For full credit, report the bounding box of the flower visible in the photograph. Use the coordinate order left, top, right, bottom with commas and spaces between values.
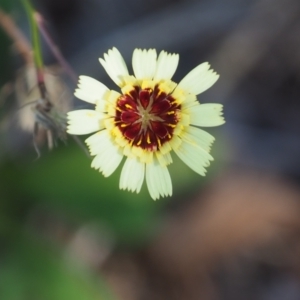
67, 48, 224, 200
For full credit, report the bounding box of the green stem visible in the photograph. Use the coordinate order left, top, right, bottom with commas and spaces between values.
22, 0, 45, 95
22, 0, 43, 69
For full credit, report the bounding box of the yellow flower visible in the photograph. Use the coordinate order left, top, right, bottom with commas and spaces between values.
67, 48, 225, 200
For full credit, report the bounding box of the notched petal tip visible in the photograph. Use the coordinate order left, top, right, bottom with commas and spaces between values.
99, 47, 129, 87
98, 57, 105, 65
188, 103, 225, 127
74, 88, 80, 96
154, 50, 180, 81
178, 62, 220, 95
132, 48, 158, 80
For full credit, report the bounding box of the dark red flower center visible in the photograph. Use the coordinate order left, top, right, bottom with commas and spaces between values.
115, 85, 181, 151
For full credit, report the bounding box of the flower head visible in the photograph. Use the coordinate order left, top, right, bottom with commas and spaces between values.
67, 48, 225, 200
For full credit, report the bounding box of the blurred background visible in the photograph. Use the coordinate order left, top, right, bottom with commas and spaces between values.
1, 0, 300, 299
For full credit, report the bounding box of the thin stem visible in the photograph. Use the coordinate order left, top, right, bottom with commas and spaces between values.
35, 13, 78, 83
22, 0, 43, 69
22, 0, 46, 97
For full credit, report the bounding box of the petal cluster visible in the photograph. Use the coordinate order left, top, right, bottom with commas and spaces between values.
67, 47, 224, 200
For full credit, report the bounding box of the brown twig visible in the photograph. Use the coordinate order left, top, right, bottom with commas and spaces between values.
0, 8, 33, 65
35, 12, 78, 83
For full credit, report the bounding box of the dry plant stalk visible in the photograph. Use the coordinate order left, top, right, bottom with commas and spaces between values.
0, 7, 72, 156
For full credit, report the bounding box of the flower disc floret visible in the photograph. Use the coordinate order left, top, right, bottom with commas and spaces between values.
115, 83, 181, 152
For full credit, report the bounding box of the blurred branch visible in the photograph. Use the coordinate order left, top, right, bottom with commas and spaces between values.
211, 0, 300, 100
0, 8, 33, 65
35, 12, 78, 83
